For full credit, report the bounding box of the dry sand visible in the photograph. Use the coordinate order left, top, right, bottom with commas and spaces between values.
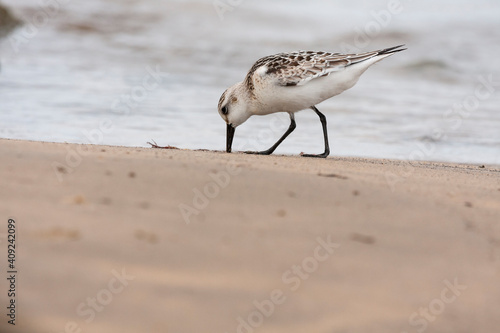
0, 138, 499, 333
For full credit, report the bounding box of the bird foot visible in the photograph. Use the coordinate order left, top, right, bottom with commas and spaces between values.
244, 150, 273, 155
300, 152, 329, 158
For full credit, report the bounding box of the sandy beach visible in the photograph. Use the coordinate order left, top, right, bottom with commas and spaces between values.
0, 138, 499, 332
2, 0, 500, 331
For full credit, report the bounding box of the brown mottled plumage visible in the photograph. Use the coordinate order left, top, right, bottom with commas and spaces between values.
243, 46, 404, 91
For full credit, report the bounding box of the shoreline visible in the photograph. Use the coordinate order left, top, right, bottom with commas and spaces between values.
1, 138, 500, 333
3, 137, 500, 168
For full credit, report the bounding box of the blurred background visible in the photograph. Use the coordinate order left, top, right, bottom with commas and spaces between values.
1, 0, 499, 164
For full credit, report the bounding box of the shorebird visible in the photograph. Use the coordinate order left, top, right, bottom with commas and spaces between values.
218, 45, 406, 158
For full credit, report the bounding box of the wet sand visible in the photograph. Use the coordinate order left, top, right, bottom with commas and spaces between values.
1, 138, 499, 333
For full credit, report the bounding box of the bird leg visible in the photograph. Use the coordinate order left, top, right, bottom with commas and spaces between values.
245, 113, 296, 155
301, 106, 330, 158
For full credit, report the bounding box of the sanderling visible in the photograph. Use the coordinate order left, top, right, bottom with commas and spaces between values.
218, 45, 406, 158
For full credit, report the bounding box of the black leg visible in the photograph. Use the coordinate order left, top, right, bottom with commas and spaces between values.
301, 106, 330, 158
245, 113, 296, 155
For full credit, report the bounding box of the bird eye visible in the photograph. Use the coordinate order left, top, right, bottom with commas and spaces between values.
221, 106, 228, 115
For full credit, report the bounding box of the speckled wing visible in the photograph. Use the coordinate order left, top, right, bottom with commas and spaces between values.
249, 50, 383, 88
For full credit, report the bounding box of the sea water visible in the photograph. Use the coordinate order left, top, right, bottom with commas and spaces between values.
1, 0, 499, 165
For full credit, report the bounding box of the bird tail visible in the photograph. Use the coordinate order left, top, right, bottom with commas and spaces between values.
377, 44, 407, 56
347, 44, 406, 66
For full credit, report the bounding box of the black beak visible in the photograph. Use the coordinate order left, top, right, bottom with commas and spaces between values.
226, 124, 235, 153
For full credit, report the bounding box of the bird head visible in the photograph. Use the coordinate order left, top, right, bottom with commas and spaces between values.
217, 82, 252, 153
